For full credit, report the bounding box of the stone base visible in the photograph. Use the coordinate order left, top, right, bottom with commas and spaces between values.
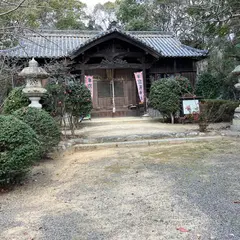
230, 119, 240, 131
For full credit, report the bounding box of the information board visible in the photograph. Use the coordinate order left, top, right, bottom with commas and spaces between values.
182, 100, 200, 114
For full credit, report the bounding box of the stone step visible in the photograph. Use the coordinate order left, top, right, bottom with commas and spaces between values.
58, 131, 221, 151
72, 136, 223, 151
80, 117, 162, 127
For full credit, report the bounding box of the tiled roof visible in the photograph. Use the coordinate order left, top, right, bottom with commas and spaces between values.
0, 29, 207, 58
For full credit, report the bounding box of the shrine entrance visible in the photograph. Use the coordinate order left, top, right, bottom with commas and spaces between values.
92, 69, 139, 117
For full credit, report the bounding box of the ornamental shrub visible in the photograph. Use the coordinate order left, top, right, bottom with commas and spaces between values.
0, 115, 40, 185
149, 77, 193, 123
196, 72, 223, 99
149, 78, 180, 123
41, 81, 92, 135
2, 87, 29, 114
41, 81, 93, 118
65, 82, 92, 117
41, 83, 64, 117
175, 76, 193, 95
13, 107, 61, 155
202, 99, 239, 122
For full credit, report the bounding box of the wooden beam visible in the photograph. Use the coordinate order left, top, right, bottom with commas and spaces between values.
86, 51, 145, 59
76, 63, 152, 70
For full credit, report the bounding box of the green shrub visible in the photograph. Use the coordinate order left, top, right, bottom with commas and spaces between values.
13, 107, 61, 155
149, 77, 193, 123
0, 115, 41, 185
202, 99, 239, 122
65, 82, 92, 117
2, 87, 29, 114
196, 73, 223, 99
41, 83, 64, 117
41, 81, 93, 118
175, 75, 193, 95
41, 81, 93, 135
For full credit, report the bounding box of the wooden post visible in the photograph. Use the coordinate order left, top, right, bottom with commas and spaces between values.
174, 59, 177, 76
143, 64, 147, 112
81, 54, 85, 84
111, 69, 116, 117
81, 66, 85, 84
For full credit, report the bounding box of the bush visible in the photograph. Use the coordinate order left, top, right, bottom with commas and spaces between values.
13, 107, 61, 155
0, 115, 40, 185
41, 83, 64, 118
41, 81, 93, 135
2, 87, 29, 114
175, 75, 193, 95
196, 73, 223, 99
202, 99, 239, 122
41, 81, 93, 119
65, 82, 92, 117
149, 77, 193, 123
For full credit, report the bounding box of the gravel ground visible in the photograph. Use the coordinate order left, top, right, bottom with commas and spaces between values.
0, 139, 239, 240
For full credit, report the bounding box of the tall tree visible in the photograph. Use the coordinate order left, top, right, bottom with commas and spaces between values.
91, 1, 117, 30
116, 0, 151, 30
115, 0, 240, 48
0, 0, 88, 105
0, 0, 88, 30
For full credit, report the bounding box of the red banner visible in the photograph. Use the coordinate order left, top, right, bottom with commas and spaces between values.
84, 76, 93, 99
134, 71, 145, 103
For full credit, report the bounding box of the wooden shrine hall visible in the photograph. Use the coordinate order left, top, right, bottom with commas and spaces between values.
1, 28, 207, 117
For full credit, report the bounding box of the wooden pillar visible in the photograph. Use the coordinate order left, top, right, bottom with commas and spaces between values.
81, 54, 86, 84
143, 64, 147, 112
174, 59, 177, 76
81, 66, 85, 84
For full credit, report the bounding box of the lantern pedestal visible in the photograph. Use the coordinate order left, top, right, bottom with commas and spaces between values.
230, 66, 240, 131
230, 106, 240, 131
23, 90, 47, 109
29, 97, 42, 108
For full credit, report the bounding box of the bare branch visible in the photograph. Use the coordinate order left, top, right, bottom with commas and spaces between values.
0, 0, 26, 17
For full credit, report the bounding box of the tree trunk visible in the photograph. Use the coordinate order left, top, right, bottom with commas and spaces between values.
170, 113, 174, 124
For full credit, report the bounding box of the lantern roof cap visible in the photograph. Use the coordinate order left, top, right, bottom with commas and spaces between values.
232, 65, 240, 75
19, 58, 48, 78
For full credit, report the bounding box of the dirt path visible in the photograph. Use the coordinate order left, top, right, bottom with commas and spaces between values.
0, 140, 239, 240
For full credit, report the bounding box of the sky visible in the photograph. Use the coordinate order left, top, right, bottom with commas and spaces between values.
81, 0, 115, 9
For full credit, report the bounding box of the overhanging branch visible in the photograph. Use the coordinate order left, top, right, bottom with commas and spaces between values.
0, 0, 26, 17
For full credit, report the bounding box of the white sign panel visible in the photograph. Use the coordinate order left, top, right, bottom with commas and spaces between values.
182, 100, 200, 114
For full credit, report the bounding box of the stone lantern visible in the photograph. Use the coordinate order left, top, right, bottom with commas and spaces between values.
231, 65, 240, 131
19, 58, 48, 109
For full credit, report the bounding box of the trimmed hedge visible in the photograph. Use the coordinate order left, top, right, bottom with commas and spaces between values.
0, 115, 41, 185
2, 87, 29, 114
13, 107, 61, 155
202, 99, 239, 122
